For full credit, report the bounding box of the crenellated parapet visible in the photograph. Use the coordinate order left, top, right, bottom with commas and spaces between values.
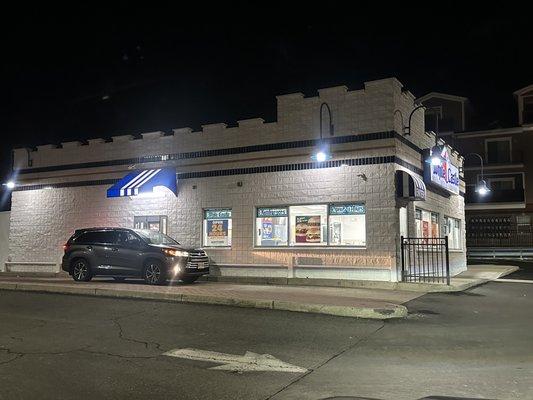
13, 77, 435, 171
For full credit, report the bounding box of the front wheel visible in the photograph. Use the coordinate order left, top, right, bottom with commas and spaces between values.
71, 259, 92, 282
143, 261, 167, 285
181, 276, 199, 284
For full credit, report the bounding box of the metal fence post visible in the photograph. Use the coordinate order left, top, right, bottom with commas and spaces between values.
400, 236, 405, 282
444, 236, 450, 285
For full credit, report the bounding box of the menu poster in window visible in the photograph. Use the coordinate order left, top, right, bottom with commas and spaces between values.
422, 221, 429, 239
261, 218, 273, 240
148, 222, 160, 231
431, 222, 439, 238
295, 216, 321, 243
206, 220, 229, 246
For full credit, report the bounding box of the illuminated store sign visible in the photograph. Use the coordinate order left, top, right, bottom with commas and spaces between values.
424, 147, 460, 195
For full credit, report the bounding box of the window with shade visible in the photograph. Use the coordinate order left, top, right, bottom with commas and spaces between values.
255, 207, 288, 247
444, 216, 461, 250
415, 209, 440, 241
203, 209, 232, 247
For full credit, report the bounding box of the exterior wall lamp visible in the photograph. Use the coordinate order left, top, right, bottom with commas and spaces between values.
403, 104, 426, 136
464, 152, 490, 196
3, 181, 15, 190
426, 145, 446, 166
312, 102, 334, 162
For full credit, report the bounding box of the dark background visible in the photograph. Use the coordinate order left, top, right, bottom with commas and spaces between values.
1, 5, 531, 210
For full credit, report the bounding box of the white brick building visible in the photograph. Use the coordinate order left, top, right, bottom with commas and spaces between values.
7, 77, 467, 282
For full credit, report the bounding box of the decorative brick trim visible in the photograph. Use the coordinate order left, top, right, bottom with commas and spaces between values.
15, 155, 413, 192
17, 130, 422, 175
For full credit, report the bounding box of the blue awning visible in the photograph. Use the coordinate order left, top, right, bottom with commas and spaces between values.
107, 168, 177, 198
396, 170, 426, 201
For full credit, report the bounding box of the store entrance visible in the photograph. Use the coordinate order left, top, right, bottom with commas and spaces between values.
133, 215, 168, 234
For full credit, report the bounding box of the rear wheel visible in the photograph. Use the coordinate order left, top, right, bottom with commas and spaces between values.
143, 261, 167, 285
181, 276, 199, 284
71, 259, 92, 282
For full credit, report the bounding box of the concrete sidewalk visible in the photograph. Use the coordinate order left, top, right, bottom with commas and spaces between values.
0, 264, 516, 320
203, 264, 519, 292
0, 277, 416, 320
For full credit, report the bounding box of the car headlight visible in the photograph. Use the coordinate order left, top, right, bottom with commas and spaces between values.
163, 248, 189, 258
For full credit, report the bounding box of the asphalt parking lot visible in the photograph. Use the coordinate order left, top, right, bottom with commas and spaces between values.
1, 279, 532, 400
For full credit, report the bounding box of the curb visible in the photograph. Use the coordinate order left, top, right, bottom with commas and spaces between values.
0, 282, 407, 320
201, 265, 520, 293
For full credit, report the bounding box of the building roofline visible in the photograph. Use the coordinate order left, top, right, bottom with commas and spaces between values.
453, 126, 533, 139
417, 92, 468, 103
513, 84, 533, 96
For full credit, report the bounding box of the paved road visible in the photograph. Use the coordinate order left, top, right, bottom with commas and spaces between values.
1, 281, 532, 400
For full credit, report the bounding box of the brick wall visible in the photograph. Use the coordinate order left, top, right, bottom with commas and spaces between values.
8, 77, 467, 281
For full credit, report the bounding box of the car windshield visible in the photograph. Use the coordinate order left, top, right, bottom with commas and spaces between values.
135, 230, 179, 246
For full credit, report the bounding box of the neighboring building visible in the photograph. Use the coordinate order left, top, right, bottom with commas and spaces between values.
7, 78, 466, 282
419, 85, 533, 249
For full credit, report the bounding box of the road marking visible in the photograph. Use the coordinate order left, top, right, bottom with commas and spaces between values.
495, 278, 533, 284
163, 348, 308, 373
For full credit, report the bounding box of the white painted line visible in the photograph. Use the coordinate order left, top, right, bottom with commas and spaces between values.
163, 348, 308, 373
495, 278, 533, 284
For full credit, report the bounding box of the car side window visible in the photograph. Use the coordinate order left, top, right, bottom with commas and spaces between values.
74, 232, 98, 244
74, 231, 116, 244
116, 231, 142, 248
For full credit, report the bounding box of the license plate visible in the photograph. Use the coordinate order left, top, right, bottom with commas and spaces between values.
197, 262, 205, 269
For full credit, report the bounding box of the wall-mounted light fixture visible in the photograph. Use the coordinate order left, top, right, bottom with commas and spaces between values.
464, 153, 490, 196
3, 181, 15, 190
312, 102, 334, 162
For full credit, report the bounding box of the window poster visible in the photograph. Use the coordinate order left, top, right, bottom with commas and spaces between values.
422, 221, 429, 239
261, 218, 273, 240
295, 215, 321, 243
206, 219, 229, 246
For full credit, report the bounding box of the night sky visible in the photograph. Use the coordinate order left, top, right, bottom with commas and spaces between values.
1, 6, 531, 210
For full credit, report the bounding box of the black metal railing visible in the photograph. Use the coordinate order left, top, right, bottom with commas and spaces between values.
400, 236, 450, 284
465, 188, 525, 204
467, 230, 533, 248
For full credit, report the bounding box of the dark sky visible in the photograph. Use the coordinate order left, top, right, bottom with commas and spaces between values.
1, 6, 531, 210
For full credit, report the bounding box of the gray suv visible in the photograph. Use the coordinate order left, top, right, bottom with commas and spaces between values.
62, 228, 209, 285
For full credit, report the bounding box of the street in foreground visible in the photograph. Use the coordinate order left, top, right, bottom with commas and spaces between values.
1, 281, 532, 400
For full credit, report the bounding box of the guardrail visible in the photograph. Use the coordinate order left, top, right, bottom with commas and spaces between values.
467, 247, 533, 260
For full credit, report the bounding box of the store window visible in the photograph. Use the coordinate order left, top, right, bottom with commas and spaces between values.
289, 204, 328, 246
255, 207, 288, 246
255, 203, 366, 247
444, 216, 461, 250
328, 204, 366, 246
203, 209, 232, 247
415, 209, 440, 240
134, 215, 168, 234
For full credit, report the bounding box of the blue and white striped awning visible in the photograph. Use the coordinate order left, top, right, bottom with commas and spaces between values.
395, 169, 426, 201
107, 168, 177, 198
